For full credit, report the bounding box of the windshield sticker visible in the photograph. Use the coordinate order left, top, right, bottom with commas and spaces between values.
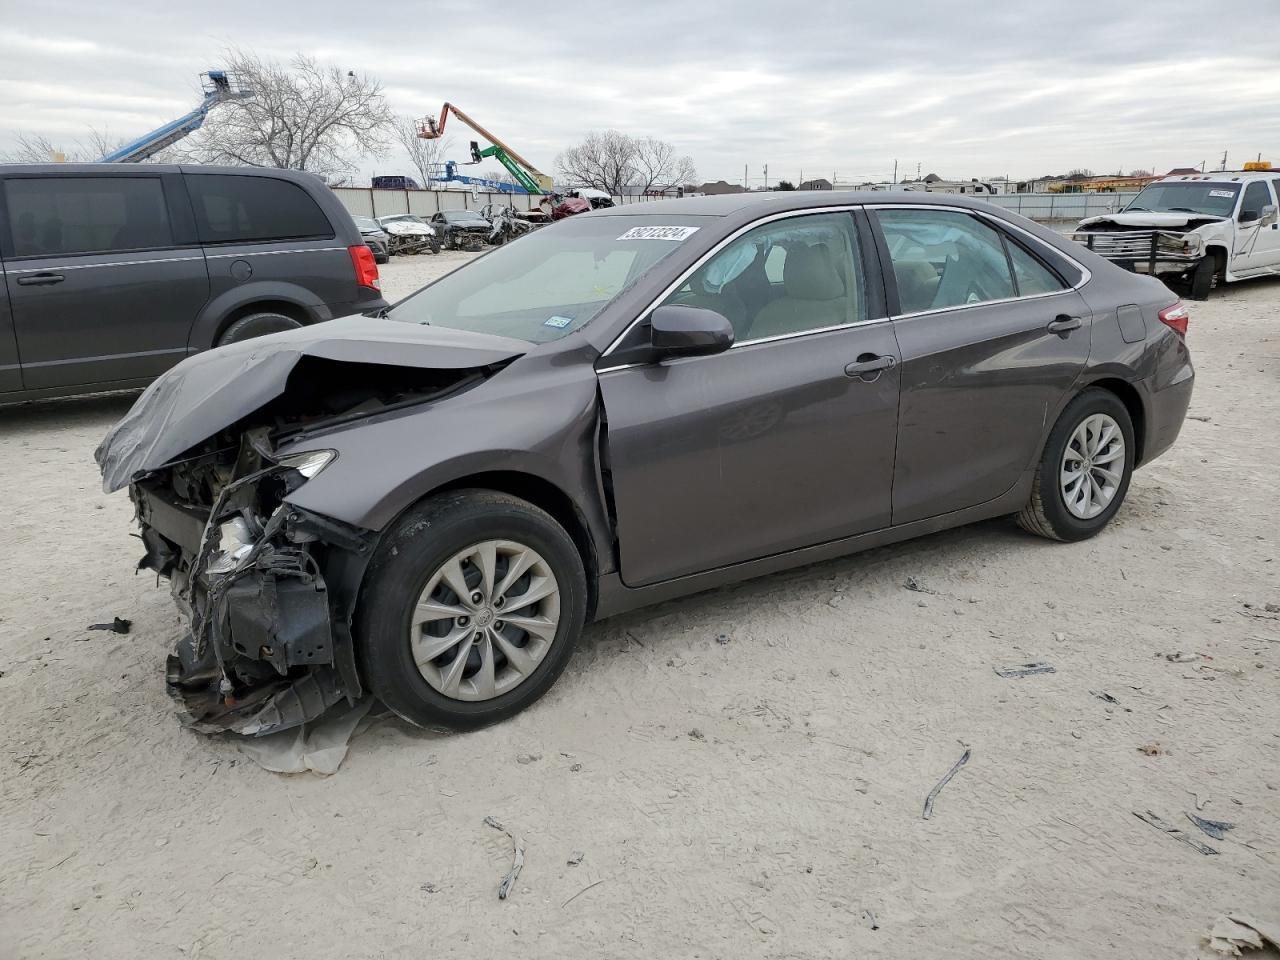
543, 315, 574, 329
1209, 189, 1235, 198
617, 225, 700, 242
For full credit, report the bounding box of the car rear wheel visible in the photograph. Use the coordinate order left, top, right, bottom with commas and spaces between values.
1016, 388, 1135, 542
356, 490, 587, 730
217, 311, 304, 346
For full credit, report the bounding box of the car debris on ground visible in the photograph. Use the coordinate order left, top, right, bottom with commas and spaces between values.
1133, 809, 1218, 855
1186, 812, 1235, 840
484, 816, 525, 900
1202, 913, 1280, 957
922, 746, 971, 820
994, 662, 1055, 678
86, 617, 131, 634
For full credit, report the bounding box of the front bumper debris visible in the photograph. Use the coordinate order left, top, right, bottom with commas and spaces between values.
1071, 229, 1202, 274
134, 474, 377, 738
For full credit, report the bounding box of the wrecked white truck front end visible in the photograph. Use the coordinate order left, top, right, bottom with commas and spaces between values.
96, 316, 527, 736
1071, 211, 1228, 279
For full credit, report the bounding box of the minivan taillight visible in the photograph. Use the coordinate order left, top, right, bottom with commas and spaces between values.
349, 244, 380, 290
1158, 300, 1189, 337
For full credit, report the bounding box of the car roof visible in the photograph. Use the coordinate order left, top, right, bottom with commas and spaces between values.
585, 190, 1004, 218
1154, 171, 1276, 185
0, 162, 327, 186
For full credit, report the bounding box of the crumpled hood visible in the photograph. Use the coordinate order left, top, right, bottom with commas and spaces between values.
95, 315, 528, 493
1078, 211, 1225, 230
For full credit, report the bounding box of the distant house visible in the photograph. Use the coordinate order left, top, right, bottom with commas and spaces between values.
797, 178, 833, 191
1166, 167, 1200, 176
922, 178, 998, 195
1049, 174, 1158, 194
699, 180, 747, 195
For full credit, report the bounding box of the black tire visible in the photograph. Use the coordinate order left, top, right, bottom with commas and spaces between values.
216, 311, 303, 346
355, 490, 588, 730
1016, 388, 1136, 542
429, 237, 442, 255
1188, 254, 1216, 301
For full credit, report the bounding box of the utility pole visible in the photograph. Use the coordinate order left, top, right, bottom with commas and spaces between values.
1200, 160, 1206, 172
916, 162, 921, 181
893, 159, 898, 184
764, 163, 768, 191
1219, 150, 1228, 171
744, 164, 748, 189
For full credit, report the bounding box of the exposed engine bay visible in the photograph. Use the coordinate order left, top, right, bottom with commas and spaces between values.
122, 356, 499, 736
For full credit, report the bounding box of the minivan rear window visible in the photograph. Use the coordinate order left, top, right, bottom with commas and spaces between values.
4, 176, 173, 258
186, 174, 334, 244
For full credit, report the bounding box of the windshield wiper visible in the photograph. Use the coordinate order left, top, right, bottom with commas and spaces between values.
1126, 206, 1147, 212
1167, 207, 1198, 213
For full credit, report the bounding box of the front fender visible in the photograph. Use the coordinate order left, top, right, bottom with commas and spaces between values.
188, 281, 330, 350
280, 355, 613, 568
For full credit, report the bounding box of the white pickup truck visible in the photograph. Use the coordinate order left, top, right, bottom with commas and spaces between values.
1072, 170, 1280, 299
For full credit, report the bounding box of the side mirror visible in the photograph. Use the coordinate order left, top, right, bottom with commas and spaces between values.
649, 305, 735, 357
1261, 203, 1279, 227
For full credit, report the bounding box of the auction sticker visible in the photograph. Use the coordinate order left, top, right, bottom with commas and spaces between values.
1209, 189, 1235, 198
617, 225, 700, 241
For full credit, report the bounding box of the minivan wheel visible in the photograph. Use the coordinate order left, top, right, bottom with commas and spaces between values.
217, 311, 304, 346
1016, 388, 1135, 542
356, 490, 587, 730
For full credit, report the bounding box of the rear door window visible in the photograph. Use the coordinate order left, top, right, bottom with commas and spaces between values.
876, 209, 1015, 313
185, 174, 333, 244
4, 176, 172, 258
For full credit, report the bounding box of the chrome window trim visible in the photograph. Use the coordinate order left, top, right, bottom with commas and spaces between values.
205, 245, 347, 259
865, 202, 1092, 321
596, 202, 1094, 371
597, 205, 874, 366
3, 255, 205, 274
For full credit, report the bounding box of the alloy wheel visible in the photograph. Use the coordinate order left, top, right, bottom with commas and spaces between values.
409, 539, 561, 701
1060, 413, 1125, 520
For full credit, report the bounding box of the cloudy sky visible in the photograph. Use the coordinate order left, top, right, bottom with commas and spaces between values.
1, 0, 1277, 185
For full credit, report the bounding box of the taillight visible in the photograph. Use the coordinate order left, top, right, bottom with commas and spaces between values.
348, 244, 380, 290
1158, 300, 1188, 337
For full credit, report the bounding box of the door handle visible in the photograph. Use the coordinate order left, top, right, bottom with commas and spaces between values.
844, 354, 897, 378
15, 272, 65, 286
1047, 314, 1082, 335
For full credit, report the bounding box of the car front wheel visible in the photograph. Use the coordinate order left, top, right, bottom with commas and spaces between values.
1017, 388, 1135, 542
356, 490, 587, 730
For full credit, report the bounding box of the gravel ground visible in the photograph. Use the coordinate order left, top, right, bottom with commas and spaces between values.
1, 254, 1278, 960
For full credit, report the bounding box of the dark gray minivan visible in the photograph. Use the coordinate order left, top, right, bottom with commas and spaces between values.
0, 164, 387, 401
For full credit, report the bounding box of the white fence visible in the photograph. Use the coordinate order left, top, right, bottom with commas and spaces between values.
332, 187, 1139, 225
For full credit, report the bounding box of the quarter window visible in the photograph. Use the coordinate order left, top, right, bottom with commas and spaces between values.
186, 174, 333, 244
876, 209, 1015, 313
1006, 240, 1066, 296
4, 177, 172, 258
661, 212, 866, 343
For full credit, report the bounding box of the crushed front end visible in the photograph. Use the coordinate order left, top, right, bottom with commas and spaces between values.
132, 429, 377, 736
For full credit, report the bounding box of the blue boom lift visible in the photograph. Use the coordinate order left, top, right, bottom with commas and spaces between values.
100, 70, 253, 163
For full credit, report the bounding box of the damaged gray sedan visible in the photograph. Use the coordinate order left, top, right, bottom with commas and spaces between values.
97, 192, 1194, 734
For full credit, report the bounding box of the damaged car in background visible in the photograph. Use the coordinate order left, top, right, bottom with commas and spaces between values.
1072, 168, 1280, 299
97, 192, 1194, 738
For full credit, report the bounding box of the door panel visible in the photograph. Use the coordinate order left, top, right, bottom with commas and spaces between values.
890, 289, 1091, 524
599, 323, 900, 587
0, 260, 22, 392
9, 251, 208, 389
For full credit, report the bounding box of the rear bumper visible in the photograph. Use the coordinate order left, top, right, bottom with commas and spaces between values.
1139, 354, 1194, 466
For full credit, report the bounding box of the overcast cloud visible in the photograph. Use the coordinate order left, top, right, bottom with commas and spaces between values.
1, 0, 1277, 184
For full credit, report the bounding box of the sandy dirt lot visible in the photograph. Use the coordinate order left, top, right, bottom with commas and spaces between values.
2, 252, 1278, 959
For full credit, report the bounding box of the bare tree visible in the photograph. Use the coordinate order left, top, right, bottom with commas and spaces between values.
175, 50, 395, 180
2, 128, 126, 163
1127, 168, 1152, 177
556, 130, 696, 198
392, 115, 451, 187
631, 136, 697, 196
555, 130, 639, 197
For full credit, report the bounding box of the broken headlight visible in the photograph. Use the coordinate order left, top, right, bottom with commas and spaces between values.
276, 449, 337, 479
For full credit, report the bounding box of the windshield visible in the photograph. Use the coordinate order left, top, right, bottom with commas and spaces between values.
382, 215, 423, 224
354, 216, 378, 229
1125, 182, 1239, 217
443, 210, 488, 223
389, 214, 712, 343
